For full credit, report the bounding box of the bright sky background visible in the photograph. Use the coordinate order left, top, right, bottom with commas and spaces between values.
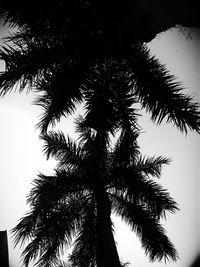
0, 25, 199, 267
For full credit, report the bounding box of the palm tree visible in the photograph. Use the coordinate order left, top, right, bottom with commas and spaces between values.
12, 61, 179, 267
0, 2, 199, 134
12, 127, 178, 267
12, 124, 178, 267
0, 4, 199, 266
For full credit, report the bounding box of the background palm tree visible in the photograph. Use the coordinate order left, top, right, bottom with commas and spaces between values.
12, 61, 179, 267
0, 3, 199, 134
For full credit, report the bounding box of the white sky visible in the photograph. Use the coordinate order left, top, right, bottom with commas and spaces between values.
0, 27, 199, 267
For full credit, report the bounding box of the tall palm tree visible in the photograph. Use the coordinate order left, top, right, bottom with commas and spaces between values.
12, 123, 178, 267
0, 2, 199, 134
0, 4, 199, 266
12, 126, 178, 267
12, 60, 179, 267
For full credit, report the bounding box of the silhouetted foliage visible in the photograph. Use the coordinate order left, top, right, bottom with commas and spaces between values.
0, 2, 199, 267
12, 62, 179, 267
0, 3, 200, 134
1, 1, 199, 44
55, 259, 130, 267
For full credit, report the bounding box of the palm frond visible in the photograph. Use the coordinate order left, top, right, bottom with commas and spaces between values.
21, 233, 44, 267
113, 127, 140, 167
0, 39, 55, 95
0, 3, 28, 27
129, 44, 200, 133
41, 131, 82, 167
33, 61, 86, 133
136, 155, 170, 179
75, 116, 111, 170
69, 204, 96, 267
26, 174, 60, 207
109, 84, 140, 166
13, 194, 85, 267
11, 210, 38, 248
109, 166, 178, 219
75, 115, 97, 144
111, 194, 178, 262
0, 1, 71, 28
26, 169, 90, 209
41, 131, 68, 160
35, 92, 76, 135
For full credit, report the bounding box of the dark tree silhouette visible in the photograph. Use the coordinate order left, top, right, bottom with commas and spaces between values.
0, 3, 199, 267
0, 1, 200, 134
12, 61, 179, 267
0, 40, 199, 134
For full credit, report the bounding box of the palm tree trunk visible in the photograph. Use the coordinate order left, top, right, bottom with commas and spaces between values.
95, 188, 121, 267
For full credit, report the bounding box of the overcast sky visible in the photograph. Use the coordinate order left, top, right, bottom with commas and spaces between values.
0, 27, 199, 267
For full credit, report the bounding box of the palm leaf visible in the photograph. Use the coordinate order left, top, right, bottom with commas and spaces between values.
13, 194, 85, 267
129, 44, 200, 133
109, 166, 178, 219
75, 115, 98, 144
11, 210, 38, 248
27, 170, 91, 208
0, 39, 57, 95
33, 61, 87, 133
41, 131, 83, 167
69, 204, 96, 267
111, 194, 178, 262
113, 127, 140, 167
136, 155, 170, 179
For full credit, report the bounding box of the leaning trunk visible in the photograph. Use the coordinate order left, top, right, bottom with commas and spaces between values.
95, 188, 121, 267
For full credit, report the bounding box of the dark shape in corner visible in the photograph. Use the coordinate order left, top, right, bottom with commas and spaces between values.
0, 230, 9, 267
189, 254, 200, 267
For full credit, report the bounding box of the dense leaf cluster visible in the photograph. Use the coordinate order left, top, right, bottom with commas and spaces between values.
0, 2, 199, 134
